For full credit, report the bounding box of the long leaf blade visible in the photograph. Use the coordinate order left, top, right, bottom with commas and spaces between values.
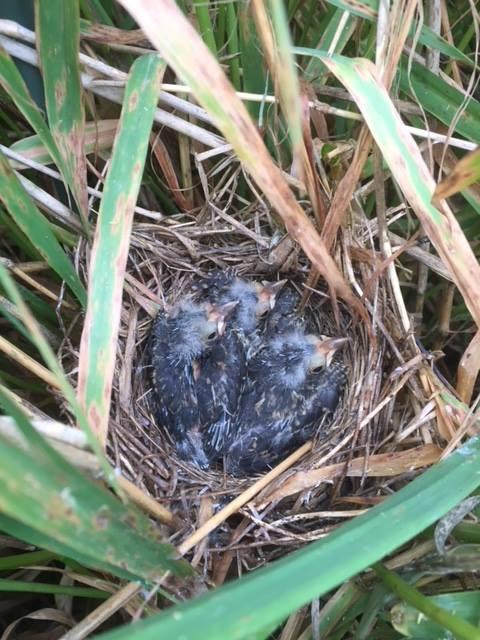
77, 54, 165, 446
0, 389, 190, 582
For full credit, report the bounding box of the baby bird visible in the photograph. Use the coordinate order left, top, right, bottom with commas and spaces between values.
194, 272, 285, 460
225, 331, 348, 476
263, 284, 303, 338
150, 299, 236, 469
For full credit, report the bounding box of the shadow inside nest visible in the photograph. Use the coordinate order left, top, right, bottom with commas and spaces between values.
98, 208, 426, 575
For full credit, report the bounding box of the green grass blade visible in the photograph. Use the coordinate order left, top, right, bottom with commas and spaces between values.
0, 579, 108, 599
0, 209, 43, 261
0, 46, 72, 185
304, 8, 357, 79
0, 514, 149, 582
238, 8, 267, 120
0, 389, 190, 582
97, 435, 480, 640
35, 0, 89, 230
77, 54, 165, 446
400, 60, 480, 144
0, 549, 56, 571
0, 264, 113, 481
192, 0, 217, 55
267, 0, 303, 154
0, 152, 86, 306
225, 1, 241, 90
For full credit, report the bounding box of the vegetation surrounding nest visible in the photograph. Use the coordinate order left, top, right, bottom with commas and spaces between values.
2, 1, 480, 639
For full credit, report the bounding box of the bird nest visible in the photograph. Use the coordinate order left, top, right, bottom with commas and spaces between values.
71, 184, 435, 578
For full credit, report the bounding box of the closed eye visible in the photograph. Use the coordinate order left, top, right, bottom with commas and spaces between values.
207, 331, 217, 341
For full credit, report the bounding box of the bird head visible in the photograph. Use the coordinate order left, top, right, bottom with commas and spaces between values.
204, 301, 238, 337
267, 332, 348, 389
168, 300, 238, 361
218, 278, 279, 334
306, 335, 349, 371
255, 279, 287, 316
263, 285, 302, 336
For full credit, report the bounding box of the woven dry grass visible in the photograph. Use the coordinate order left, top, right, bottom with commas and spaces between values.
62, 158, 444, 582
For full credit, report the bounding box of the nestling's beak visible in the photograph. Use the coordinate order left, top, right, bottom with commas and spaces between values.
315, 336, 349, 366
208, 300, 239, 336
260, 279, 288, 309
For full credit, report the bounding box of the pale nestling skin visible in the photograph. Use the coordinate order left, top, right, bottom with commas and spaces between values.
193, 272, 285, 461
150, 299, 235, 469
225, 331, 348, 476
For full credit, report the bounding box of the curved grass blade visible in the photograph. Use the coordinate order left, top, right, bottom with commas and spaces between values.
117, 0, 365, 322
0, 152, 86, 306
77, 54, 165, 447
0, 389, 190, 582
0, 45, 89, 228
304, 8, 357, 80
97, 435, 480, 640
294, 49, 480, 330
35, 0, 89, 230
263, 0, 328, 224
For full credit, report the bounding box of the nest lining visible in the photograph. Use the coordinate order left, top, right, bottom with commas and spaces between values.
70, 193, 432, 574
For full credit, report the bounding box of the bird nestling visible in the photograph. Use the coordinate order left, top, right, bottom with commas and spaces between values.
263, 284, 304, 338
150, 299, 237, 469
225, 331, 348, 476
193, 272, 286, 461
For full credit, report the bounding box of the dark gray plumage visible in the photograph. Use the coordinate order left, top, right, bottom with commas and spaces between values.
225, 332, 348, 476
263, 284, 303, 337
150, 300, 235, 469
194, 272, 285, 460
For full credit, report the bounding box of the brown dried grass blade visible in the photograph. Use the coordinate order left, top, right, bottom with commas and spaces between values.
433, 147, 480, 202
150, 133, 193, 211
264, 444, 443, 504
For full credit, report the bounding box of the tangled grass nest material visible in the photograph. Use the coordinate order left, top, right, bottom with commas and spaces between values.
70, 168, 438, 576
